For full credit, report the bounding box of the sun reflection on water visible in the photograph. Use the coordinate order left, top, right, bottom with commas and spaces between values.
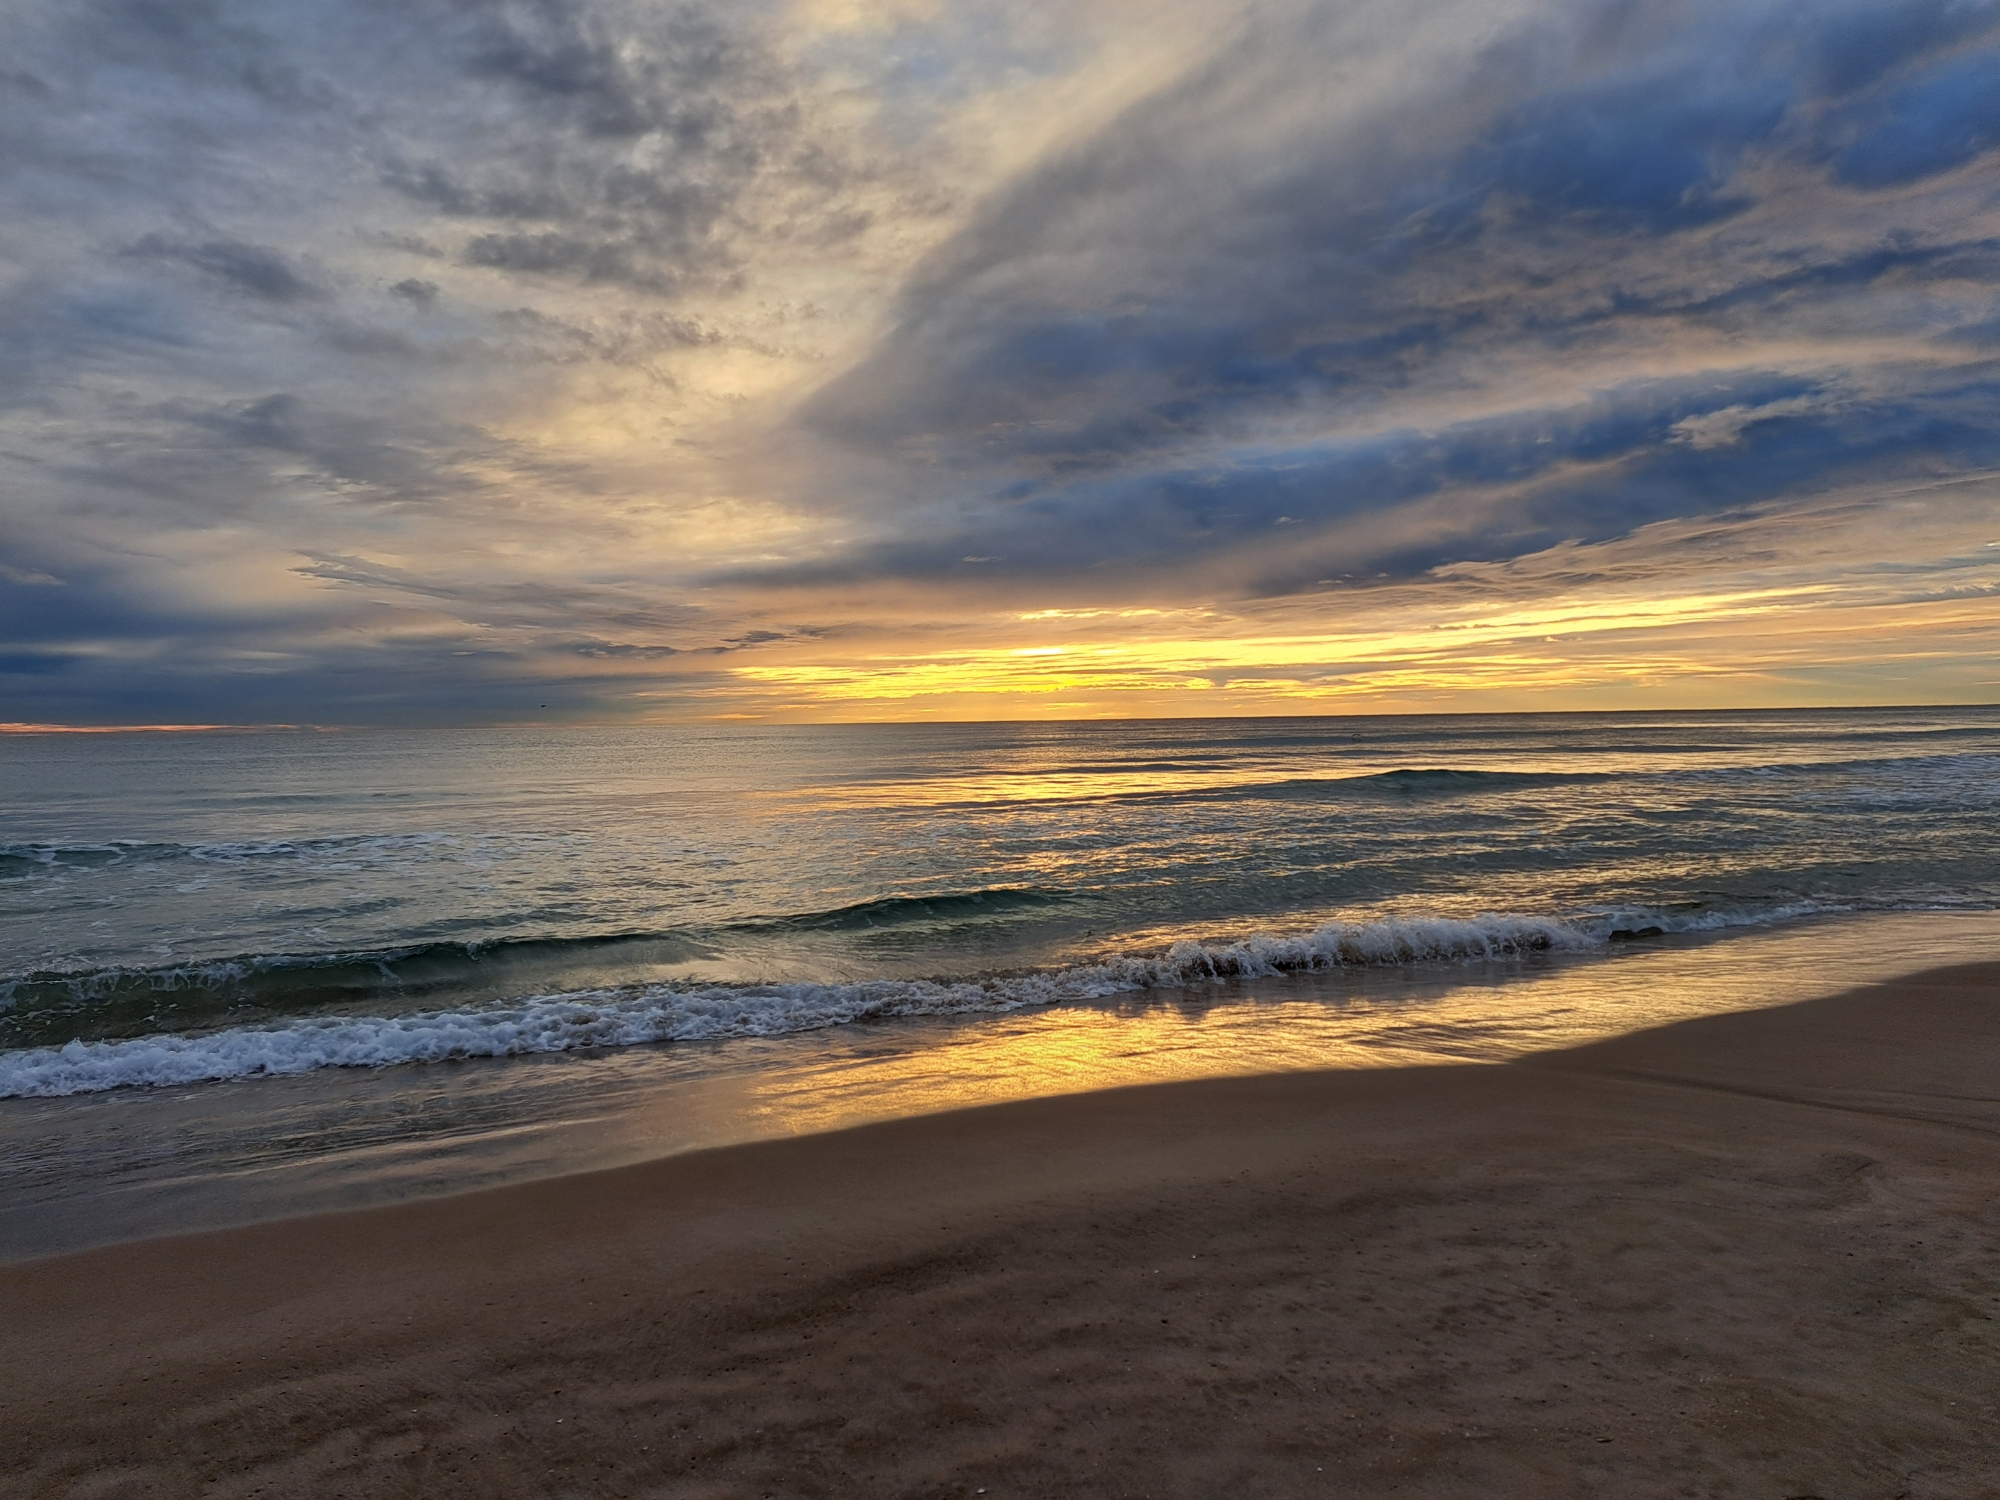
692, 910, 2000, 1142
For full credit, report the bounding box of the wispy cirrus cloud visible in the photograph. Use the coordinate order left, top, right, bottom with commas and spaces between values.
791, 0, 2000, 594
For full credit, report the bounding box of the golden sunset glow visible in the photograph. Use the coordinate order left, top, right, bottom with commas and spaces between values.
703, 500, 2000, 718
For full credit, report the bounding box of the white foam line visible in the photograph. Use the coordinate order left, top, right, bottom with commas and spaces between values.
0, 914, 1597, 1098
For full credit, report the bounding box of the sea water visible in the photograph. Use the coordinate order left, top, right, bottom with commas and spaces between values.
4, 709, 1999, 1254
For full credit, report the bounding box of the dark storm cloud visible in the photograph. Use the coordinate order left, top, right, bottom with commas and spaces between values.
795, 0, 2000, 592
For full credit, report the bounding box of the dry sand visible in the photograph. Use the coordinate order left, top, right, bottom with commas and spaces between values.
3, 962, 1998, 1499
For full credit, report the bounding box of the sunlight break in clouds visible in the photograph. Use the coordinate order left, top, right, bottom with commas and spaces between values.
2, 0, 1999, 723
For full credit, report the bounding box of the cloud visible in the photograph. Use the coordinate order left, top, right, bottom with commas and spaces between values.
755, 363, 2000, 603
0, 0, 968, 714
3, 0, 1999, 721
122, 234, 327, 302
1825, 39, 2000, 185
1668, 394, 1849, 451
774, 0, 2000, 603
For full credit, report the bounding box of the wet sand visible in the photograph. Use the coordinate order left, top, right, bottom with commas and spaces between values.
3, 962, 1997, 1499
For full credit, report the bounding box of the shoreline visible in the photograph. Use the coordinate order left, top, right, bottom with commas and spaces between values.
4, 958, 1998, 1496
8, 907, 2000, 1266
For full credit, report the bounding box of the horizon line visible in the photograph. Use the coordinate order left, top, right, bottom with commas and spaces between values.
5, 702, 1997, 734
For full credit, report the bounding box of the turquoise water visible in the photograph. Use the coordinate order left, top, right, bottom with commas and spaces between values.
3, 708, 1998, 1097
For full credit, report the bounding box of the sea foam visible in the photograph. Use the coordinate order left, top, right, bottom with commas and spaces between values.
0, 913, 1593, 1098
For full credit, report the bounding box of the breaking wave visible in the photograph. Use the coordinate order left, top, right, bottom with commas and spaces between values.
0, 912, 1596, 1098
0, 886, 1078, 1049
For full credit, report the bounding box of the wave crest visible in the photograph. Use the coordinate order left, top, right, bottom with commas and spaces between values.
0, 913, 1594, 1098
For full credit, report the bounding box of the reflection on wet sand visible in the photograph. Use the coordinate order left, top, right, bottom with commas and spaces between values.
5, 908, 1997, 1262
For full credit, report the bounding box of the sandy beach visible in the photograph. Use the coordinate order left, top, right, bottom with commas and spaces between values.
4, 962, 1997, 1499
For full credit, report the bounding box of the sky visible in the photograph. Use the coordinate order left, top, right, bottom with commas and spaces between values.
3, 0, 1999, 725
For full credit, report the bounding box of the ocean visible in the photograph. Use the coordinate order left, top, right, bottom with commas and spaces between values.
5, 707, 2000, 1256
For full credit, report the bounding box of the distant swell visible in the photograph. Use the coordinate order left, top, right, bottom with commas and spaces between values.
0, 934, 716, 1050
1350, 767, 1573, 792
744, 886, 1071, 931
0, 913, 1594, 1098
969, 767, 1607, 809
0, 832, 468, 873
